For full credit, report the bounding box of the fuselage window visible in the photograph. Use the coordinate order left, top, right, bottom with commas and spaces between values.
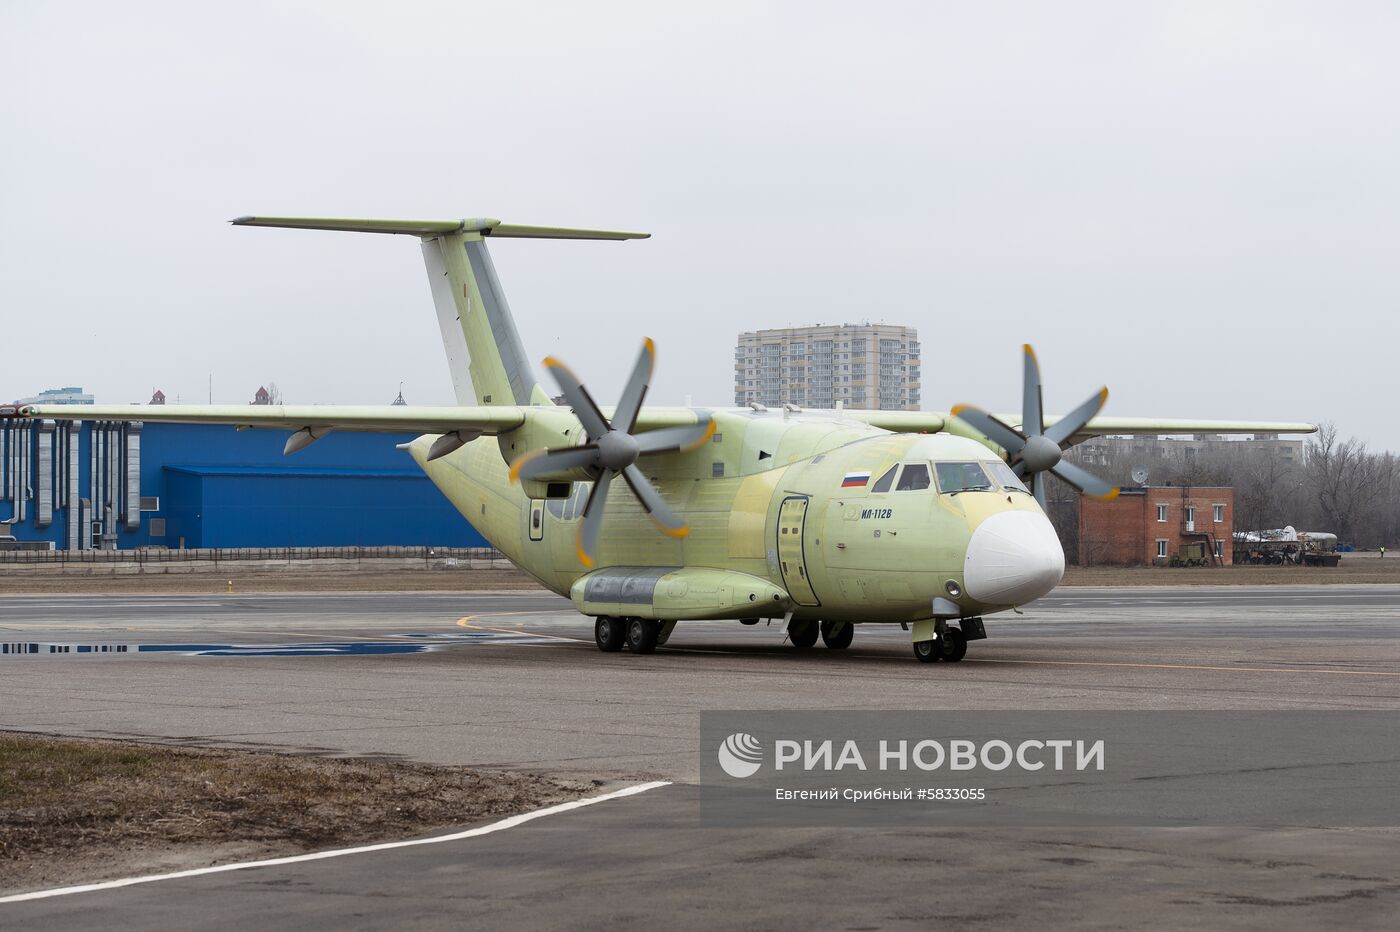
871, 465, 898, 493
934, 462, 993, 494
895, 463, 931, 491
985, 460, 1029, 493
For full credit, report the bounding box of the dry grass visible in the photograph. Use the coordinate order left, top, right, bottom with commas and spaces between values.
0, 733, 596, 893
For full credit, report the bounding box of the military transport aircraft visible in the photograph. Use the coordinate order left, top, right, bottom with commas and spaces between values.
6, 217, 1315, 663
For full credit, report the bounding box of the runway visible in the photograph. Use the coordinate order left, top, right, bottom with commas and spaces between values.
3, 585, 1399, 928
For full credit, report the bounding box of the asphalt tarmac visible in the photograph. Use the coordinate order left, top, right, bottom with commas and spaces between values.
3, 585, 1399, 929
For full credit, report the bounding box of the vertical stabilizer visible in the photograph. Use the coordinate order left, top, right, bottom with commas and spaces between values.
420, 233, 540, 406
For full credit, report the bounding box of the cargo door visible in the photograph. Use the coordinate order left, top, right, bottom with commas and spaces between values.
528, 500, 545, 542
777, 496, 820, 606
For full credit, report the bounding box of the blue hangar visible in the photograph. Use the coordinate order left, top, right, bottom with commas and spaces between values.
0, 418, 487, 550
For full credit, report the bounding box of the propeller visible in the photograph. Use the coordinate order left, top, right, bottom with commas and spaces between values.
951, 344, 1119, 509
509, 338, 715, 567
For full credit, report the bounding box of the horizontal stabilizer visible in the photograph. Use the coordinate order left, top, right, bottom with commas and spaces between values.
230, 216, 649, 240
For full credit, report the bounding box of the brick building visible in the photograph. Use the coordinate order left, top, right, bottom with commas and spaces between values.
1078, 486, 1234, 566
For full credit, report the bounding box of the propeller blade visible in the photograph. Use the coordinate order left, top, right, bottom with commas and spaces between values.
1022, 344, 1044, 436
509, 444, 599, 483
612, 338, 655, 435
575, 469, 617, 567
950, 404, 1027, 454
543, 356, 610, 440
1051, 460, 1120, 501
1043, 387, 1109, 448
1029, 473, 1048, 511
621, 464, 688, 537
634, 419, 716, 456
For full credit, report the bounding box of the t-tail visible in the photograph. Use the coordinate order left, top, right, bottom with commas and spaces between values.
230, 216, 649, 407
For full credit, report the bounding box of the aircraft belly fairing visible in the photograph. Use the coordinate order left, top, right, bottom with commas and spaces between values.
572, 566, 790, 621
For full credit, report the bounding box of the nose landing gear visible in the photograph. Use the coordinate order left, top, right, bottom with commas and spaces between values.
913, 618, 980, 664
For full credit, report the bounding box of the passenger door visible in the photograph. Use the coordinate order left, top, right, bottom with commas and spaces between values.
777, 496, 820, 606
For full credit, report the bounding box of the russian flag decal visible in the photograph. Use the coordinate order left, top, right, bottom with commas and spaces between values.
841, 471, 871, 488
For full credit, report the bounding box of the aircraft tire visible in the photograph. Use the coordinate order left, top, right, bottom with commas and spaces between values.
595, 616, 625, 652
789, 620, 819, 649
626, 618, 660, 654
913, 639, 940, 663
936, 628, 967, 663
820, 620, 853, 650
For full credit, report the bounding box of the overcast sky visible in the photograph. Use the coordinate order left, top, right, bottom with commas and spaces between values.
3, 1, 1396, 449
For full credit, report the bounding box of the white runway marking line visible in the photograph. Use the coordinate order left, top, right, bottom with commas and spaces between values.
0, 780, 672, 905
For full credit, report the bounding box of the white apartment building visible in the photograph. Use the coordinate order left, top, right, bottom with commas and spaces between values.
734, 324, 920, 411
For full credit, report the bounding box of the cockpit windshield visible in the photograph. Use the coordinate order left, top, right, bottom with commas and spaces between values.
985, 460, 1029, 493
935, 462, 993, 493
934, 460, 1030, 495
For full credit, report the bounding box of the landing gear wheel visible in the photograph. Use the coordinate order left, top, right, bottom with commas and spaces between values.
789, 621, 819, 649
913, 639, 940, 663
595, 616, 625, 652
820, 620, 853, 650
936, 627, 967, 663
626, 618, 660, 654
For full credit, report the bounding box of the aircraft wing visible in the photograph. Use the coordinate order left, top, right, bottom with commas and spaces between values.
625, 407, 947, 434
7, 403, 526, 434
991, 413, 1317, 442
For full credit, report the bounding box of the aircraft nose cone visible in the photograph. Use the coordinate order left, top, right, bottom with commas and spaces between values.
963, 510, 1065, 606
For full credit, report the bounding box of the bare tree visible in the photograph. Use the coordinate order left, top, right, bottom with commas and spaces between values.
1306, 423, 1383, 546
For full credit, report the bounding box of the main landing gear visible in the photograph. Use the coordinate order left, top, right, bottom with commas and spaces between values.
789, 620, 820, 649
594, 616, 665, 654
820, 620, 853, 650
787, 620, 854, 650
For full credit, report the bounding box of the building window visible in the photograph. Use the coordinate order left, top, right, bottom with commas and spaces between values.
1156, 539, 1169, 559
1185, 506, 1196, 526
1213, 504, 1225, 523
1156, 504, 1168, 522
1214, 540, 1224, 559
712, 462, 725, 478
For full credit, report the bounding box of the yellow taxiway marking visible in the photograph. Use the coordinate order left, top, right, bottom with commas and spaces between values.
456, 612, 588, 643
966, 657, 1400, 677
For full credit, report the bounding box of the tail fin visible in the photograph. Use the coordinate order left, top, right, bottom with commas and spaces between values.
231, 216, 649, 406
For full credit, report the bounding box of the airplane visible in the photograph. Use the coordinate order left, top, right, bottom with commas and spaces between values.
4, 216, 1316, 664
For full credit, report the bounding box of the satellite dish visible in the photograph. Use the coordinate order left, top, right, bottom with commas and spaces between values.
1131, 465, 1149, 486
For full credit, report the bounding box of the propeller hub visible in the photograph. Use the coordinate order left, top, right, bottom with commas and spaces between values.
1020, 434, 1062, 473
596, 430, 640, 470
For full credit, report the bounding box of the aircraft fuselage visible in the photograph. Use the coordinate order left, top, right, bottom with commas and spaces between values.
409, 409, 1065, 628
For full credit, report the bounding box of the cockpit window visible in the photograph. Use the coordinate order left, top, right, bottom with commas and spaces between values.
871, 465, 898, 493
895, 463, 931, 491
985, 460, 1029, 493
935, 461, 994, 494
